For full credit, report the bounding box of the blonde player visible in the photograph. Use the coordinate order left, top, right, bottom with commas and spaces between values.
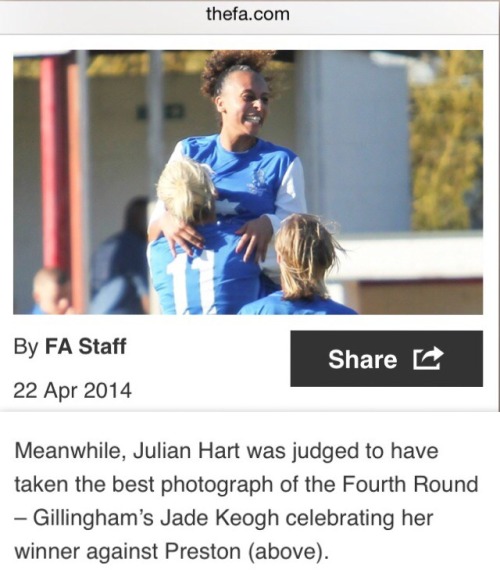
239, 214, 357, 315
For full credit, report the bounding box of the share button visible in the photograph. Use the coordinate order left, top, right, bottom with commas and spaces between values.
290, 331, 482, 387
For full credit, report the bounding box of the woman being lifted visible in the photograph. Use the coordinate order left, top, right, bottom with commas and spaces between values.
149, 50, 307, 286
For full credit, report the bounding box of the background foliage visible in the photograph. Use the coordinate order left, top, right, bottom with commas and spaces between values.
410, 51, 483, 230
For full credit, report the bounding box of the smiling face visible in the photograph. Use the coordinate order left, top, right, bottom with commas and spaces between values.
214, 70, 270, 151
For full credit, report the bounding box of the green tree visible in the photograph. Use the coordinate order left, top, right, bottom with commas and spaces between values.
410, 51, 483, 230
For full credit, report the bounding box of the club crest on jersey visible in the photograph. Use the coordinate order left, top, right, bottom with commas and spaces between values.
247, 169, 269, 196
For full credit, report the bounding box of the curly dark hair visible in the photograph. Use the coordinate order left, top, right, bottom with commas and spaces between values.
200, 50, 276, 99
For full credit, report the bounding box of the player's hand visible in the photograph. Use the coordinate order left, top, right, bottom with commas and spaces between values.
235, 215, 273, 263
149, 211, 204, 257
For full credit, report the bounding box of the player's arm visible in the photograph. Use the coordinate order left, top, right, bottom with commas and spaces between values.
236, 157, 306, 263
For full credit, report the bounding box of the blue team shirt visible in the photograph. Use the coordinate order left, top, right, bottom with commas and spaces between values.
238, 291, 358, 315
180, 135, 298, 222
149, 219, 261, 315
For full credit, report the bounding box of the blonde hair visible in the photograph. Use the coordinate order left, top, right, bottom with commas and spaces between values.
276, 214, 341, 300
33, 267, 69, 293
156, 158, 217, 224
32, 267, 72, 314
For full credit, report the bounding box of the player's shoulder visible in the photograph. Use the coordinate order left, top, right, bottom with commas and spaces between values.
238, 291, 283, 315
325, 299, 358, 315
258, 139, 298, 162
181, 134, 218, 156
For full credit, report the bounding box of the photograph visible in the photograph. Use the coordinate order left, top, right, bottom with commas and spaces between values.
3, 2, 499, 571
14, 49, 483, 315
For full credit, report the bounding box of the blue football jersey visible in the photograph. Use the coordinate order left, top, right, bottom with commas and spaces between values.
238, 291, 358, 315
149, 220, 261, 315
181, 135, 298, 222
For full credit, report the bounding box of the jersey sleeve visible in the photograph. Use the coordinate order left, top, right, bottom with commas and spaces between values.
265, 157, 307, 235
148, 141, 185, 227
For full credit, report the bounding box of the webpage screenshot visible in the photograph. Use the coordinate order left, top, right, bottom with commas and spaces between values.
1, 1, 499, 571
